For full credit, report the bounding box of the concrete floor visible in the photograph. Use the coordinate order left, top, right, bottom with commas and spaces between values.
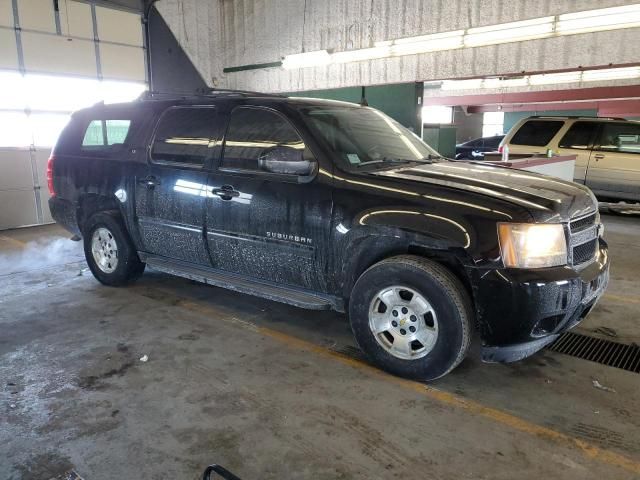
1, 214, 639, 480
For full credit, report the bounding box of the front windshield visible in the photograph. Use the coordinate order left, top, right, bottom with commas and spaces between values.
299, 105, 442, 169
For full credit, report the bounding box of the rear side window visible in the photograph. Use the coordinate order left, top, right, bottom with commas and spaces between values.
151, 107, 217, 167
221, 107, 306, 172
81, 119, 131, 149
558, 122, 599, 150
510, 120, 564, 147
484, 136, 503, 148
597, 123, 640, 154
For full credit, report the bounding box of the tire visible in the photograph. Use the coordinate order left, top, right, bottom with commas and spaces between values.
83, 211, 145, 286
349, 255, 472, 381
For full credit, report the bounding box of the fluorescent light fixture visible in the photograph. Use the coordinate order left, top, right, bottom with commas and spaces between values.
483, 77, 528, 89
582, 66, 640, 82
465, 17, 554, 47
557, 4, 640, 35
279, 4, 640, 69
282, 50, 331, 69
528, 71, 583, 85
331, 46, 390, 63
441, 78, 484, 91
429, 66, 640, 92
377, 30, 464, 46
375, 30, 464, 56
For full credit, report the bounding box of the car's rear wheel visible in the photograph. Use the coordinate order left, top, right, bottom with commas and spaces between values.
83, 212, 145, 286
349, 255, 472, 381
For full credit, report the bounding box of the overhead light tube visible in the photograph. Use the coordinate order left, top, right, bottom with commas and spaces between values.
281, 50, 331, 70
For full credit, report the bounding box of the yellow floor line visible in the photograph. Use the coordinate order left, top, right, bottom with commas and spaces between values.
604, 293, 640, 305
162, 294, 640, 476
0, 235, 26, 249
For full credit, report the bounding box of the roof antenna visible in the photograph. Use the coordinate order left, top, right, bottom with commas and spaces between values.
360, 86, 368, 106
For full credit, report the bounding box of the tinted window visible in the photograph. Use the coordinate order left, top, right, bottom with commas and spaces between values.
511, 120, 564, 146
82, 119, 131, 148
484, 136, 504, 148
558, 122, 598, 150
597, 123, 640, 154
465, 138, 483, 147
151, 107, 217, 166
222, 107, 306, 172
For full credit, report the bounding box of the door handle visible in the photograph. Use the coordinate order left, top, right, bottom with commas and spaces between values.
594, 154, 605, 161
211, 185, 240, 200
138, 175, 161, 188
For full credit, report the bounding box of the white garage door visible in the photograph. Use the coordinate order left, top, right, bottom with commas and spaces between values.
0, 0, 147, 230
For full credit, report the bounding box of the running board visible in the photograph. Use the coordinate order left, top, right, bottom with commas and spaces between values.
141, 254, 343, 312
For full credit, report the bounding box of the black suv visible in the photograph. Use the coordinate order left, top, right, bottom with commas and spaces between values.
455, 134, 504, 160
48, 92, 610, 380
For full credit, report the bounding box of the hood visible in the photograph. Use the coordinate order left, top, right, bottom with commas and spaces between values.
369, 161, 597, 223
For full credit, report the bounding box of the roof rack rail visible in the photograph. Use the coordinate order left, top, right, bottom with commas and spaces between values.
528, 115, 627, 121
137, 88, 283, 102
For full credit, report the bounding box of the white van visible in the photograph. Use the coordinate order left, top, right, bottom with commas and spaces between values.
500, 116, 640, 202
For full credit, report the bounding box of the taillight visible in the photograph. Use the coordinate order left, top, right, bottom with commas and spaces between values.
47, 155, 55, 196
498, 145, 504, 153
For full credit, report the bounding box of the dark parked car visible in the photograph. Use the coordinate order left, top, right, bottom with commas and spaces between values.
48, 92, 609, 380
455, 134, 505, 160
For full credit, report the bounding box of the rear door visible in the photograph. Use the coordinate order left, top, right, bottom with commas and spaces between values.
205, 105, 332, 291
556, 121, 600, 184
586, 122, 640, 200
134, 106, 221, 264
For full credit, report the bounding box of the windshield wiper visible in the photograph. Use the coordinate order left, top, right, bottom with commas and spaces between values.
355, 157, 414, 167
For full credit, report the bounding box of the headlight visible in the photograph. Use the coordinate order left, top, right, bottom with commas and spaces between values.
498, 223, 567, 268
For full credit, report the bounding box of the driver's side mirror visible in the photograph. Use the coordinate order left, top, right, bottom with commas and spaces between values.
258, 146, 315, 176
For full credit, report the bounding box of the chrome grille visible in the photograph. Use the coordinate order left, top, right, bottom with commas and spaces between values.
570, 213, 597, 232
573, 239, 597, 265
568, 211, 598, 267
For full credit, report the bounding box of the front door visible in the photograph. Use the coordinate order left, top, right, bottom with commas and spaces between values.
555, 120, 600, 184
135, 106, 220, 265
205, 106, 332, 292
585, 122, 640, 201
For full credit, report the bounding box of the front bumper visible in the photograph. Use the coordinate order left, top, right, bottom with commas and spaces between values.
475, 240, 610, 363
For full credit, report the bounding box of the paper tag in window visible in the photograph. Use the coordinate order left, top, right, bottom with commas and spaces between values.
347, 153, 361, 164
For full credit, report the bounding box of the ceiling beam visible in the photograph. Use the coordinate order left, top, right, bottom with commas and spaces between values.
424, 85, 640, 107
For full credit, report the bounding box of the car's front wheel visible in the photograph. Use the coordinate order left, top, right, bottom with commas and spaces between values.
349, 255, 472, 381
83, 212, 145, 286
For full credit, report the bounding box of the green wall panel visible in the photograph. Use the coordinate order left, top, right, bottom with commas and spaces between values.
287, 83, 420, 132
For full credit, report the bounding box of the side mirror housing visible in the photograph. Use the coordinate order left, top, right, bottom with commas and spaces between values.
258, 147, 315, 176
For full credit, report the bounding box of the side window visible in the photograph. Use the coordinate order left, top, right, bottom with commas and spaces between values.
597, 123, 640, 155
558, 122, 598, 150
221, 107, 307, 172
510, 120, 564, 147
485, 136, 503, 148
81, 119, 131, 149
151, 107, 217, 167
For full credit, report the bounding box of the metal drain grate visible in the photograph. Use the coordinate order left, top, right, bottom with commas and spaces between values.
549, 332, 640, 373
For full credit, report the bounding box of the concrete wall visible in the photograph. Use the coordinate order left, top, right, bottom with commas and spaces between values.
156, 0, 640, 93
